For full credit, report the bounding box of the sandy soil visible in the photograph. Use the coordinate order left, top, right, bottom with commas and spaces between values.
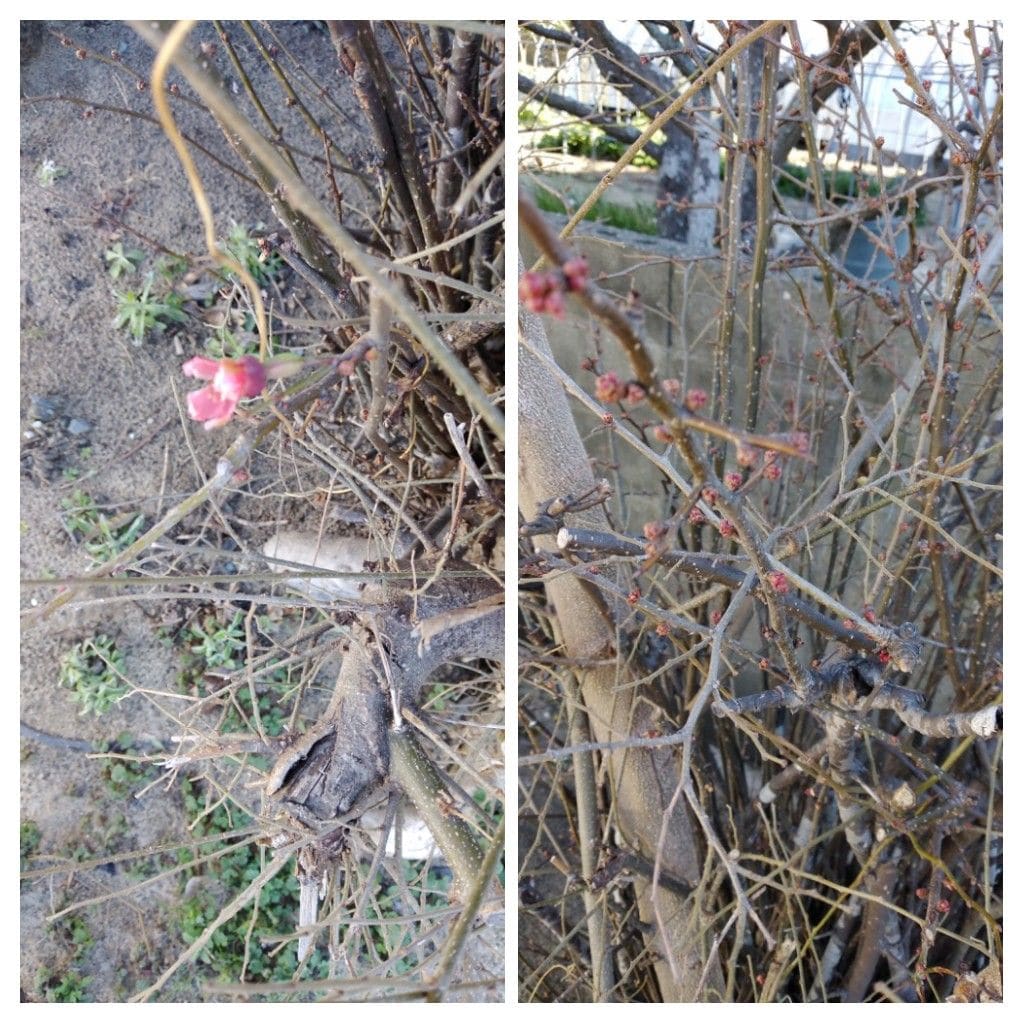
20, 21, 503, 1002
21, 22, 263, 1001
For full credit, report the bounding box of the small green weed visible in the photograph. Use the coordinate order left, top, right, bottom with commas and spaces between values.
177, 780, 329, 985
172, 610, 290, 736
113, 272, 187, 343
187, 609, 247, 669
100, 737, 157, 798
369, 861, 455, 972
102, 758, 150, 798
222, 222, 282, 285
472, 796, 505, 885
37, 158, 68, 187
21, 819, 42, 870
59, 635, 129, 716
35, 966, 90, 1003
473, 789, 504, 825
60, 489, 145, 563
32, 902, 97, 1001
204, 323, 260, 360
423, 681, 452, 711
175, 779, 453, 986
104, 242, 145, 280
155, 253, 190, 282
53, 915, 94, 957
61, 807, 133, 864
228, 686, 287, 737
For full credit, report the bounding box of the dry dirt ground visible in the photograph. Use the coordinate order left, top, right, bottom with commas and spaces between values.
19, 21, 503, 1002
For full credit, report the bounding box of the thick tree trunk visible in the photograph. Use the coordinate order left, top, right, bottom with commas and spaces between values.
518, 266, 724, 1001
688, 84, 721, 252
656, 123, 712, 246
571, 20, 720, 249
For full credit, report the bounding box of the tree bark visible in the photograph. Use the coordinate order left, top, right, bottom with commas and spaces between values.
518, 261, 724, 1001
570, 20, 720, 248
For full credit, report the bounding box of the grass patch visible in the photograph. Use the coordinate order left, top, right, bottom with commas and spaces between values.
533, 187, 658, 235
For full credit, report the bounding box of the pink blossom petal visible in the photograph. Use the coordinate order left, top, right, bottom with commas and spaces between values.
182, 356, 221, 381
213, 357, 267, 400
187, 385, 237, 429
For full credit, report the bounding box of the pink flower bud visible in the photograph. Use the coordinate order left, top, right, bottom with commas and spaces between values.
543, 287, 566, 319
793, 432, 810, 454
685, 388, 708, 412
768, 570, 788, 594
736, 444, 759, 468
724, 471, 743, 491
519, 270, 567, 318
518, 271, 547, 313
595, 372, 626, 404
562, 256, 588, 293
718, 519, 736, 538
643, 520, 668, 541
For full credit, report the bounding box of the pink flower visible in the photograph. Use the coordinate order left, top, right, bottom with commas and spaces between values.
182, 355, 268, 430
724, 471, 743, 491
768, 570, 789, 594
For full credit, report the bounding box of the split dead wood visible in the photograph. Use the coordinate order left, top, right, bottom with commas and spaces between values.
260, 529, 503, 951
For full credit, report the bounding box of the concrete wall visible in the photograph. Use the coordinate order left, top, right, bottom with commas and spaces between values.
521, 216, 927, 534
